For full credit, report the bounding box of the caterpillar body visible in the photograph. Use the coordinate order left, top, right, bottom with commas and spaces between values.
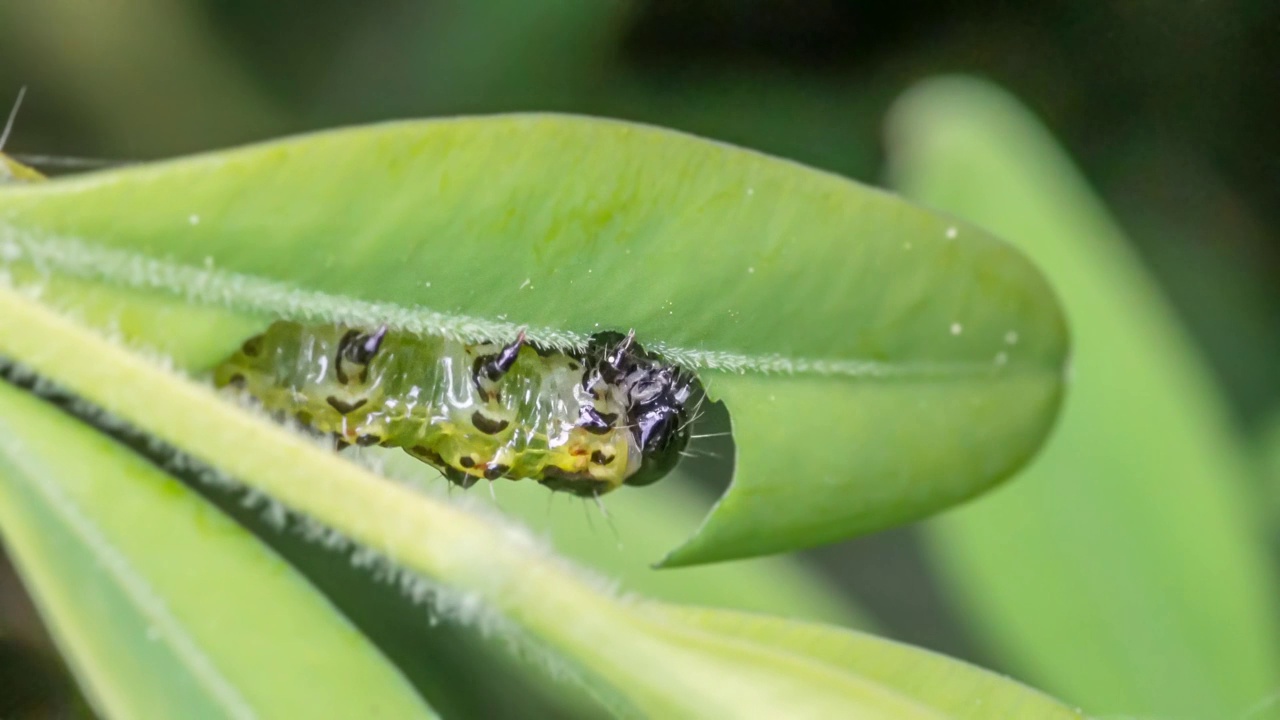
214, 322, 699, 496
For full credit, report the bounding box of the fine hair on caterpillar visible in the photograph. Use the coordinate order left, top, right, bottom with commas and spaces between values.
215, 322, 701, 497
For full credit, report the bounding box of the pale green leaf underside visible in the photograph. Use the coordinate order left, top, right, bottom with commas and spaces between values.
1264, 412, 1280, 518
890, 76, 1280, 719
0, 282, 1081, 719
379, 448, 869, 628
655, 606, 1083, 720
0, 115, 1068, 563
0, 380, 435, 719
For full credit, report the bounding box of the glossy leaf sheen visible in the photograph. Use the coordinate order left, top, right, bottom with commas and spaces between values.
0, 382, 435, 719
0, 115, 1067, 563
0, 286, 1080, 719
889, 77, 1280, 719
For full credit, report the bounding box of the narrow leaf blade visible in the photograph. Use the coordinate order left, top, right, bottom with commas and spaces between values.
655, 605, 1084, 720
0, 380, 437, 719
889, 76, 1280, 719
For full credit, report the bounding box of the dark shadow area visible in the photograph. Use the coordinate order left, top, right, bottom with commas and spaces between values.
0, 635, 75, 719
807, 526, 984, 664
0, 550, 90, 719
676, 391, 736, 501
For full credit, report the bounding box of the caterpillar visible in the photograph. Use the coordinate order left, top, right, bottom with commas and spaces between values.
213, 322, 699, 497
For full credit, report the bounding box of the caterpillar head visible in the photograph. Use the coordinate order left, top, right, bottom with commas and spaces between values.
585, 332, 698, 487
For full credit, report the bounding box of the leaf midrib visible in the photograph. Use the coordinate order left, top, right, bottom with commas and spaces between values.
0, 226, 1054, 380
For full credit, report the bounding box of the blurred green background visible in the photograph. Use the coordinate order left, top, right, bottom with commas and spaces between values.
2, 2, 1278, 719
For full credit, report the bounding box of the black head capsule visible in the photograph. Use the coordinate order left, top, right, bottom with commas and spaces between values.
623, 371, 697, 487
582, 330, 700, 488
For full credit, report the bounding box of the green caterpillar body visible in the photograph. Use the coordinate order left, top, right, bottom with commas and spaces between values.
214, 322, 697, 496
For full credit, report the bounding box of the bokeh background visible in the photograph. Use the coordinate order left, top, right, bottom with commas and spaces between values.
2, 2, 1278, 718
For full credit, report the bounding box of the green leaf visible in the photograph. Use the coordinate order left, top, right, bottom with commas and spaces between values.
888, 76, 1280, 718
0, 379, 436, 719
1264, 412, 1280, 514
216, 431, 870, 716
0, 283, 1080, 719
0, 114, 1068, 563
654, 605, 1084, 720
381, 449, 869, 628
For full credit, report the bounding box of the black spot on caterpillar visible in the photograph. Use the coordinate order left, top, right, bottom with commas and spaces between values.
213, 321, 699, 496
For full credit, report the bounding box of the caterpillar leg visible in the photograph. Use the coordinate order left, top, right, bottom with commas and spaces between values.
405, 444, 480, 489
538, 466, 616, 498
333, 432, 384, 452
445, 466, 480, 489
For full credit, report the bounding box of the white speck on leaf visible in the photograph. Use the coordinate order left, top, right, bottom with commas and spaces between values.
1005, 330, 1019, 345
188, 214, 200, 225
945, 226, 958, 239
518, 278, 531, 290
950, 322, 963, 335
747, 266, 755, 274
995, 351, 1008, 365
